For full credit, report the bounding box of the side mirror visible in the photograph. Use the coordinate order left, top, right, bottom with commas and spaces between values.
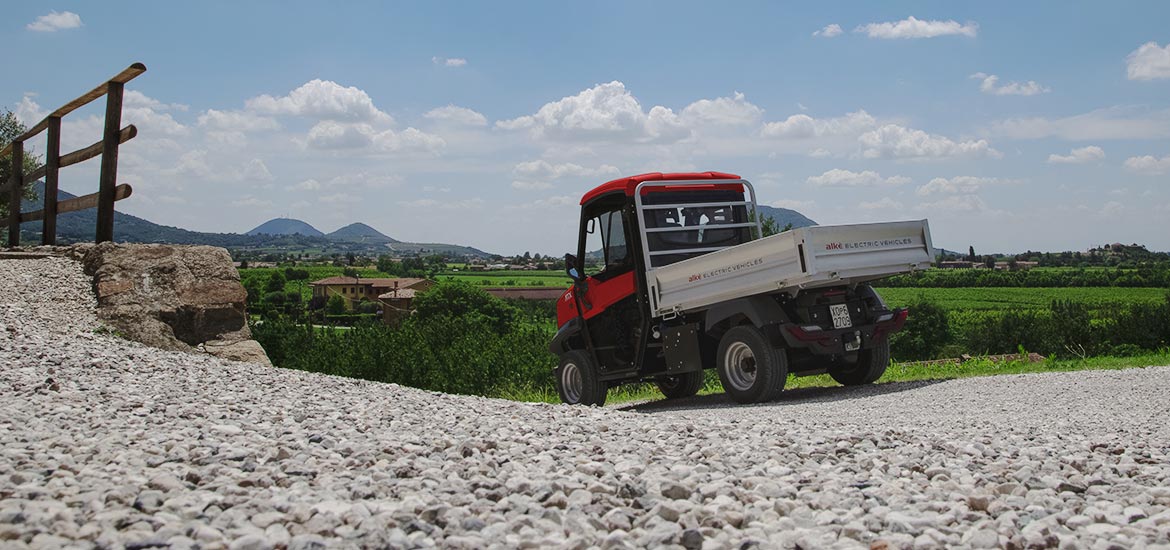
564, 253, 582, 282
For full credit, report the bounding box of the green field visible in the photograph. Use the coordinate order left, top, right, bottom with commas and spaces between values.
436, 271, 571, 288
875, 287, 1167, 312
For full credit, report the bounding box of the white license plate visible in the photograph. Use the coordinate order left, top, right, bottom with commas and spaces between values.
830, 304, 852, 329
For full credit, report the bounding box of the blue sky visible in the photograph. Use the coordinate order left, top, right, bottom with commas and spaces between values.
4, 2, 1169, 255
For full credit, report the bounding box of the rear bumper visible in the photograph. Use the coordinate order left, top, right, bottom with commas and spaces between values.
779, 308, 908, 355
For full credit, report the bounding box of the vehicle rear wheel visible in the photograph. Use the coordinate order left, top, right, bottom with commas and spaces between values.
830, 336, 890, 386
655, 371, 704, 399
716, 325, 788, 404
555, 350, 607, 406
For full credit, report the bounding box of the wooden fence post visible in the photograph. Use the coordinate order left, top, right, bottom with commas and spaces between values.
6, 140, 22, 246
96, 81, 124, 243
42, 117, 61, 245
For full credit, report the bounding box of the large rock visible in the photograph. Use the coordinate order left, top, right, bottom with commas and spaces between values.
80, 243, 271, 366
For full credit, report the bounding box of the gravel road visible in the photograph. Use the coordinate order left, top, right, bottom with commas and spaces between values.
2, 256, 1169, 549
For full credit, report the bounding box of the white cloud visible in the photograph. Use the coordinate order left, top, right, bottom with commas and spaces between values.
513, 160, 620, 179
770, 199, 814, 210
680, 92, 763, 126
198, 109, 281, 132
1123, 153, 1170, 175
291, 179, 321, 191
813, 24, 843, 38
14, 95, 47, 125
970, 73, 1049, 96
423, 105, 488, 126
246, 79, 393, 123
807, 169, 910, 187
510, 195, 578, 209
859, 124, 1000, 159
305, 121, 445, 153
27, 11, 82, 32
495, 81, 691, 143
231, 196, 273, 209
124, 91, 188, 112
807, 148, 832, 158
242, 159, 273, 181
916, 176, 1022, 196
432, 57, 467, 67
855, 16, 977, 39
859, 198, 904, 210
511, 180, 554, 190
398, 198, 484, 210
1047, 146, 1105, 164
989, 107, 1170, 141
760, 110, 876, 139
916, 194, 986, 212
319, 193, 360, 204
1126, 42, 1170, 81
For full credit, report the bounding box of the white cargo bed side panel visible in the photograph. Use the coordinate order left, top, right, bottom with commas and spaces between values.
651, 231, 805, 315
802, 221, 933, 287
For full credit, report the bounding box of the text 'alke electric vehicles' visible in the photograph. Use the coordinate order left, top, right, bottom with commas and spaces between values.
551, 172, 934, 405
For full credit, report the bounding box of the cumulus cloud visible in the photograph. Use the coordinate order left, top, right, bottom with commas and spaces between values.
423, 105, 488, 126
495, 81, 690, 143
1126, 42, 1170, 81
855, 16, 977, 39
1047, 146, 1105, 164
290, 179, 321, 191
806, 169, 910, 187
989, 107, 1170, 141
511, 180, 554, 190
1124, 153, 1170, 175
246, 80, 393, 123
916, 176, 1022, 196
680, 92, 764, 126
760, 110, 876, 139
513, 160, 619, 179
27, 11, 82, 32
859, 198, 904, 210
770, 199, 815, 210
916, 194, 987, 212
813, 24, 843, 38
432, 57, 467, 67
305, 121, 445, 154
198, 109, 280, 132
970, 73, 1050, 96
859, 124, 1000, 159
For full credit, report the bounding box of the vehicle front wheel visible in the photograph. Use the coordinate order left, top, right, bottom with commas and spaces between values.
716, 325, 788, 404
830, 336, 890, 386
655, 371, 704, 399
555, 350, 607, 406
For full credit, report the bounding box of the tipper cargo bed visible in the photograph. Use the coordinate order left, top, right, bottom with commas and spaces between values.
550, 172, 934, 406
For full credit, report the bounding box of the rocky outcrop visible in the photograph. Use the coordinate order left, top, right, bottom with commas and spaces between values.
77, 242, 271, 366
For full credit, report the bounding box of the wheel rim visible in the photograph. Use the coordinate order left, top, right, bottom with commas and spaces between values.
660, 376, 679, 391
562, 362, 583, 403
723, 341, 757, 391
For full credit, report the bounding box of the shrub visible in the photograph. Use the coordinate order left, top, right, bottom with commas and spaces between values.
889, 300, 949, 360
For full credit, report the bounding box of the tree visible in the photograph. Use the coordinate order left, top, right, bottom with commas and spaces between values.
266, 270, 288, 293
326, 294, 347, 315
412, 281, 519, 334
345, 252, 356, 266
342, 267, 360, 279
0, 109, 42, 221
967, 246, 976, 262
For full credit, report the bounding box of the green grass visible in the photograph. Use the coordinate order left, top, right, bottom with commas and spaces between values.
438, 271, 571, 288
875, 287, 1167, 312
500, 351, 1170, 405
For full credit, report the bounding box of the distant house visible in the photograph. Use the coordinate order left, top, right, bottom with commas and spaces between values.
309, 277, 435, 314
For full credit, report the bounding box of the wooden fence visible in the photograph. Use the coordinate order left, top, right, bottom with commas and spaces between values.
0, 62, 146, 246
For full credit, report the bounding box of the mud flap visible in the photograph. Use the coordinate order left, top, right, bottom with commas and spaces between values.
662, 323, 703, 374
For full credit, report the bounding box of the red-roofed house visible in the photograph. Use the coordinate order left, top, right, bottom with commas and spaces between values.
309, 277, 434, 313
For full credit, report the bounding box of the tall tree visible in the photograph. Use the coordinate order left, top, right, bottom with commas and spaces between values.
0, 109, 42, 220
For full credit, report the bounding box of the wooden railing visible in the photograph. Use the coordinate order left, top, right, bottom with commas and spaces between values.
1, 62, 146, 246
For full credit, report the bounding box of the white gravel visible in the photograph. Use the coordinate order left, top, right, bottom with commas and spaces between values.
2, 256, 1169, 550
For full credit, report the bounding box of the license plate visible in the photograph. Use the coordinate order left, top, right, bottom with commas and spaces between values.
830, 304, 852, 329
845, 331, 861, 352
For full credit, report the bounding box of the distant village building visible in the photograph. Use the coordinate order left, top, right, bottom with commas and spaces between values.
309, 277, 435, 321
938, 261, 975, 269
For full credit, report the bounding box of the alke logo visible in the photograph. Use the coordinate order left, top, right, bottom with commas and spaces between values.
826, 242, 844, 251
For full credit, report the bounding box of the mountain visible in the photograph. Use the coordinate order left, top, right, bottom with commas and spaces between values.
246, 218, 323, 237
15, 183, 491, 258
326, 222, 398, 243
756, 205, 817, 229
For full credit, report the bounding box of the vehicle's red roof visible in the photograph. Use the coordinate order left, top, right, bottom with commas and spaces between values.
580, 172, 741, 205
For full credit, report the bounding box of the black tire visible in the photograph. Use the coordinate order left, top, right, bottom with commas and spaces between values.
655, 371, 704, 399
555, 350, 607, 406
716, 325, 788, 404
830, 336, 890, 386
